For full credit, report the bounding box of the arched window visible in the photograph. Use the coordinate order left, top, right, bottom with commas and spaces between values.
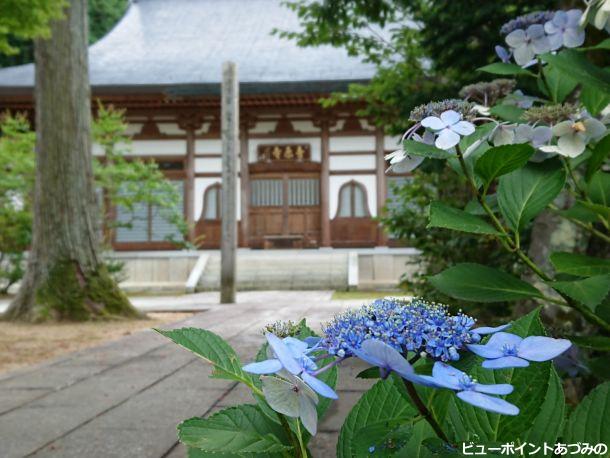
336, 180, 370, 218
202, 183, 222, 220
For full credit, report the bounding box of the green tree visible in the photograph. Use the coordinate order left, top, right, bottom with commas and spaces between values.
0, 0, 128, 67
279, 0, 557, 131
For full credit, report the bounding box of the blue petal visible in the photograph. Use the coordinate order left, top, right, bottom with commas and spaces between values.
482, 356, 530, 369
472, 324, 512, 335
517, 336, 572, 362
430, 362, 463, 390
283, 337, 309, 357
466, 343, 504, 359
401, 372, 441, 389
266, 333, 302, 375
302, 372, 339, 400
474, 383, 514, 395
243, 359, 283, 374
456, 391, 519, 415
350, 345, 385, 368
304, 336, 322, 348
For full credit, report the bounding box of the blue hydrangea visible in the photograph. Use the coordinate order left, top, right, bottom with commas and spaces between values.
321, 298, 481, 362
500, 11, 555, 35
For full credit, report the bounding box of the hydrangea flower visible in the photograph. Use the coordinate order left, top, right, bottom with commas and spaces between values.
505, 24, 551, 66
421, 110, 475, 150
428, 363, 519, 415
467, 332, 572, 369
350, 339, 440, 387
581, 0, 610, 33
500, 11, 555, 35
541, 117, 607, 157
495, 45, 512, 63
322, 298, 486, 362
243, 333, 338, 399
492, 124, 552, 148
545, 9, 585, 50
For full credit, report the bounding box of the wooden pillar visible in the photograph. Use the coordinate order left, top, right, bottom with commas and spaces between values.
320, 120, 331, 247
220, 62, 238, 303
185, 127, 196, 243
239, 117, 250, 247
375, 127, 388, 246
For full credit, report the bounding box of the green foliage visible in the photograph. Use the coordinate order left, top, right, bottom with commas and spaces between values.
497, 160, 566, 233
429, 263, 543, 303
178, 405, 292, 455
380, 167, 520, 311
0, 0, 65, 55
280, 0, 555, 131
0, 0, 128, 67
474, 144, 535, 192
428, 202, 501, 235
478, 62, 535, 77
0, 113, 34, 293
550, 251, 610, 277
541, 50, 610, 94
551, 275, 610, 312
337, 380, 418, 457
155, 327, 257, 388
563, 381, 610, 446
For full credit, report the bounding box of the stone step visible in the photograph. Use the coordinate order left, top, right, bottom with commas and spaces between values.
198, 251, 349, 291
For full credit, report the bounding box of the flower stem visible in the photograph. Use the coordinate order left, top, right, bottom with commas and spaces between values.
310, 357, 344, 376
295, 419, 308, 458
454, 147, 610, 333
403, 379, 450, 444
279, 415, 304, 458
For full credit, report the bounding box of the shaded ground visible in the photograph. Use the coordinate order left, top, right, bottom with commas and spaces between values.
0, 291, 373, 458
0, 313, 195, 374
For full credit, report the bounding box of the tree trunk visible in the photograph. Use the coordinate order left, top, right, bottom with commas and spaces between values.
5, 0, 139, 321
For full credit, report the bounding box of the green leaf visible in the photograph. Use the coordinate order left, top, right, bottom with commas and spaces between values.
551, 275, 610, 311
427, 202, 500, 235
586, 171, 610, 206
155, 327, 256, 387
550, 252, 610, 277
465, 194, 498, 216
558, 200, 599, 223
337, 381, 417, 458
580, 38, 610, 51
478, 63, 535, 77
567, 335, 610, 351
579, 200, 610, 219
542, 65, 578, 103
488, 104, 525, 123
586, 134, 610, 181
178, 405, 292, 454
541, 50, 610, 94
497, 160, 566, 232
581, 84, 610, 116
429, 263, 543, 303
564, 382, 610, 446
444, 309, 564, 444
403, 139, 452, 160
356, 366, 381, 379
353, 422, 413, 457
475, 144, 534, 191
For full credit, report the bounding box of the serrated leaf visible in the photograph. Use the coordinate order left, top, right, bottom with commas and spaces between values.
567, 335, 610, 351
586, 171, 610, 206
403, 139, 452, 160
178, 405, 292, 454
581, 84, 610, 116
478, 63, 535, 77
475, 144, 534, 192
356, 366, 381, 379
337, 381, 417, 458
353, 422, 413, 457
564, 382, 610, 446
558, 201, 599, 223
428, 202, 500, 235
497, 160, 566, 232
586, 134, 610, 181
541, 50, 610, 93
489, 104, 525, 123
542, 65, 578, 103
550, 252, 610, 277
156, 327, 255, 387
551, 275, 610, 311
429, 263, 543, 303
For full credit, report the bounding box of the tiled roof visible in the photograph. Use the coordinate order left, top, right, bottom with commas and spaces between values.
0, 0, 377, 94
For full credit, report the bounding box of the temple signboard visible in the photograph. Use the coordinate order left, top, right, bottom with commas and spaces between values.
257, 144, 310, 162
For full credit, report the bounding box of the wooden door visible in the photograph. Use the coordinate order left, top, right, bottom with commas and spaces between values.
249, 172, 320, 248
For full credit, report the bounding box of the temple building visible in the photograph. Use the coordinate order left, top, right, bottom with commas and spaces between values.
0, 0, 405, 250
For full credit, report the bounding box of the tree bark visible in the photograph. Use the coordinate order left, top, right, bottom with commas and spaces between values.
5, 0, 138, 321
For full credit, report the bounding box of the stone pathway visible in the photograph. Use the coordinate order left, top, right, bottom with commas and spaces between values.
0, 291, 374, 457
